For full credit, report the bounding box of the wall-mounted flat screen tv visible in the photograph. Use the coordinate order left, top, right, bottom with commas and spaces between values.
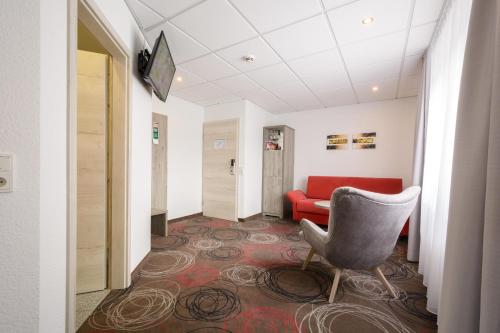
142, 31, 176, 102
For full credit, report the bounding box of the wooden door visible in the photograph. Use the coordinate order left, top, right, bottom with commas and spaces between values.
151, 113, 167, 212
203, 120, 239, 221
77, 50, 108, 293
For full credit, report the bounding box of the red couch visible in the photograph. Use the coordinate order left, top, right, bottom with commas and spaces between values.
287, 176, 409, 236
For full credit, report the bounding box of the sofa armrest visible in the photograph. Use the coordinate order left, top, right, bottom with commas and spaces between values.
287, 190, 307, 204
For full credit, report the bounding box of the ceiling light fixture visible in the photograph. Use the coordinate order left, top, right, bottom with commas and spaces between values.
242, 55, 256, 63
372, 86, 379, 92
362, 16, 375, 25
176, 76, 183, 82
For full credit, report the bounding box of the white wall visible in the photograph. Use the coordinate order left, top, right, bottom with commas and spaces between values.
93, 0, 153, 273
242, 101, 274, 217
270, 98, 418, 190
204, 100, 274, 218
152, 95, 204, 219
39, 0, 68, 332
0, 2, 41, 332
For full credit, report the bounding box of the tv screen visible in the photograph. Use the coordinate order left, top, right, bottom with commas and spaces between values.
143, 31, 176, 102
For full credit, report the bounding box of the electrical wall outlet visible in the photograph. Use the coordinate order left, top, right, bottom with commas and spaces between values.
0, 154, 13, 193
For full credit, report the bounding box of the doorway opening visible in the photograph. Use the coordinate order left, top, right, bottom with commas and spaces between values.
151, 112, 168, 240
202, 119, 239, 222
75, 22, 110, 329
68, 1, 131, 331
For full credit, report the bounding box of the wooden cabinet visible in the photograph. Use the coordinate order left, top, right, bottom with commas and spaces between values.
262, 126, 294, 218
151, 112, 168, 236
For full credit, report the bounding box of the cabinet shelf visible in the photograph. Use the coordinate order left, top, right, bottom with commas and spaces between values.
262, 126, 294, 219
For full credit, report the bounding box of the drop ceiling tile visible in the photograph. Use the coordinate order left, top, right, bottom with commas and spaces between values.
402, 54, 423, 76
288, 49, 344, 77
171, 82, 228, 102
197, 94, 242, 106
291, 98, 324, 111
328, 0, 412, 45
169, 67, 205, 91
140, 0, 202, 19
266, 80, 323, 110
316, 87, 358, 107
246, 63, 296, 90
216, 37, 281, 72
258, 99, 292, 113
341, 30, 406, 67
181, 53, 239, 81
213, 74, 260, 93
412, 0, 445, 26
398, 75, 421, 98
146, 22, 210, 63
288, 49, 350, 91
264, 15, 335, 61
238, 88, 293, 113
302, 70, 352, 93
170, 0, 257, 50
323, 0, 360, 10
125, 0, 164, 29
238, 87, 275, 101
266, 79, 310, 99
406, 22, 436, 56
355, 78, 398, 103
348, 58, 401, 84
230, 0, 323, 33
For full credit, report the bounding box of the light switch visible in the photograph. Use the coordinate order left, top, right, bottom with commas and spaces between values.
0, 154, 13, 193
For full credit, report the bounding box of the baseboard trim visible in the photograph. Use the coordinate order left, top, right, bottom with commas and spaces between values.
131, 250, 150, 282
168, 212, 203, 224
238, 213, 263, 222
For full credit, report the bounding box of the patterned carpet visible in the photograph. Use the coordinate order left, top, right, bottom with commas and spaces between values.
77, 216, 437, 333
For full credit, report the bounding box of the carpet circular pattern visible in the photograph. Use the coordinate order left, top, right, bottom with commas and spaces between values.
77, 217, 437, 333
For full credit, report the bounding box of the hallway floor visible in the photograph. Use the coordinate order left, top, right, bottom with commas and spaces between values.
76, 289, 110, 330
77, 216, 437, 332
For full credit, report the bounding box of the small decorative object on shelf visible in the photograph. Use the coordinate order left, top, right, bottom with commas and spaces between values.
265, 129, 283, 150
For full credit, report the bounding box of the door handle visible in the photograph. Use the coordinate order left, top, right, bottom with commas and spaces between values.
230, 158, 236, 175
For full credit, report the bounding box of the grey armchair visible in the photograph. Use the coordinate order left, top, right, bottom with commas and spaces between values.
300, 186, 421, 303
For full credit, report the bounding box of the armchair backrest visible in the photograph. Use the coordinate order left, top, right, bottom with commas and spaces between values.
324, 186, 421, 270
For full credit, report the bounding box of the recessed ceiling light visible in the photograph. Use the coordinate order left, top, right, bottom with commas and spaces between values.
176, 76, 183, 82
372, 86, 379, 92
362, 17, 375, 25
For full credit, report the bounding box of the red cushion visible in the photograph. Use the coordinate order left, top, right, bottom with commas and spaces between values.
306, 176, 348, 200
306, 176, 403, 200
296, 199, 329, 216
349, 176, 402, 194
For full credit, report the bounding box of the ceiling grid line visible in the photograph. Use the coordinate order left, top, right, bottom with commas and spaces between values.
141, 0, 209, 32
226, 0, 327, 109
174, 11, 331, 66
395, 0, 417, 98
319, 0, 360, 104
126, 0, 441, 112
166, 14, 299, 111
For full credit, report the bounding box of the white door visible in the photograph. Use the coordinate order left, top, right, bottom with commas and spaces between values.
76, 50, 108, 293
203, 120, 239, 221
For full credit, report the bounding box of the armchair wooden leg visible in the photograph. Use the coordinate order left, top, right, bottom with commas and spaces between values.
329, 268, 342, 303
373, 266, 398, 298
301, 248, 315, 270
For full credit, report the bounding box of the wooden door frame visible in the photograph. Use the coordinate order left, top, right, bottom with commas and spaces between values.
67, 0, 131, 330
202, 119, 240, 222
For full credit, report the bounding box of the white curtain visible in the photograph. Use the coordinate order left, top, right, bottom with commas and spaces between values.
439, 0, 500, 331
407, 55, 429, 262
418, 0, 472, 314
